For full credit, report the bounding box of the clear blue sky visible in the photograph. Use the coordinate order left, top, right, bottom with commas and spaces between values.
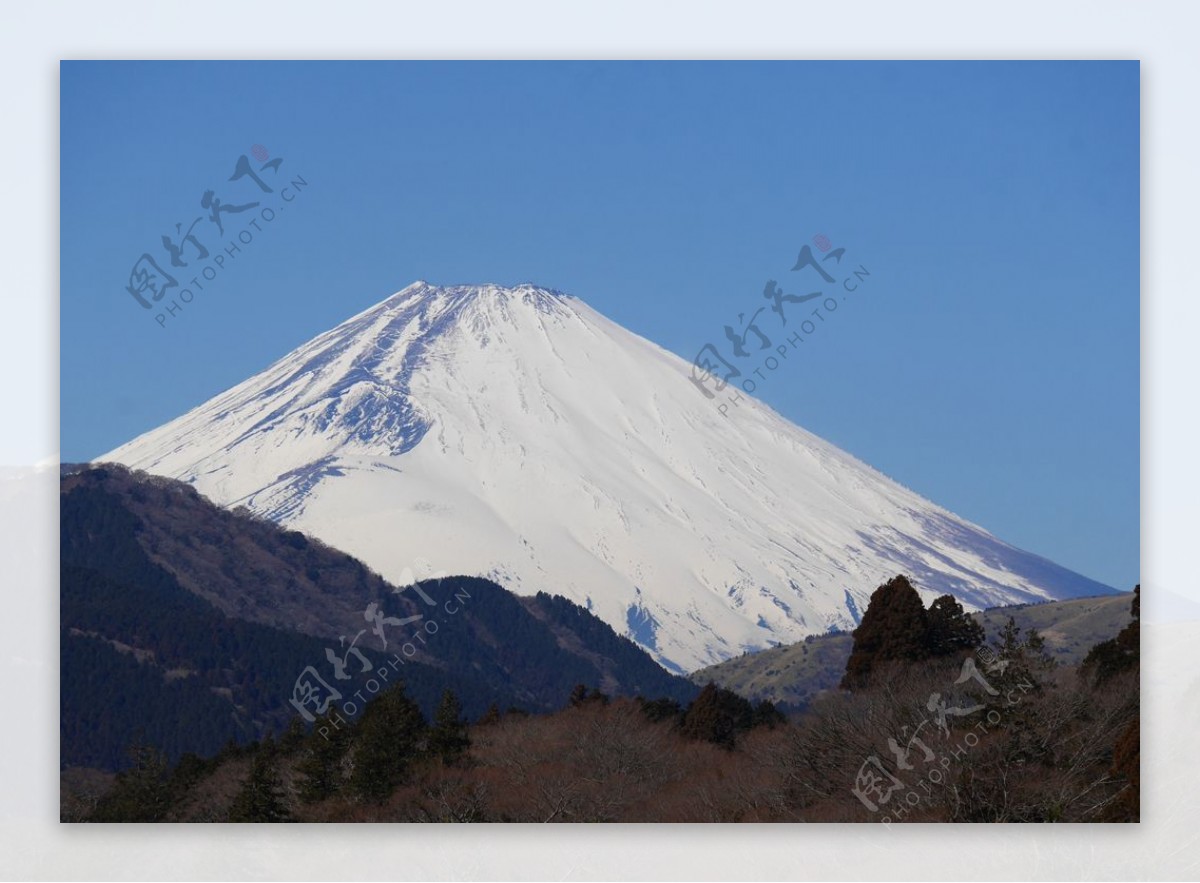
61, 61, 1139, 591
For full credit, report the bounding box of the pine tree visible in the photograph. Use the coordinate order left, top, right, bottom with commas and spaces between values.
990, 617, 1056, 696
926, 594, 985, 657
428, 689, 470, 765
568, 684, 610, 707
1081, 584, 1140, 685
680, 682, 755, 748
90, 741, 172, 822
840, 575, 930, 690
228, 737, 292, 822
638, 696, 683, 724
996, 616, 1022, 658
280, 715, 308, 752
751, 698, 787, 729
349, 682, 427, 803
1023, 628, 1055, 676
296, 706, 351, 803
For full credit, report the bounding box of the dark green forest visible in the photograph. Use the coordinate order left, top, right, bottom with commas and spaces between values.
60, 466, 695, 771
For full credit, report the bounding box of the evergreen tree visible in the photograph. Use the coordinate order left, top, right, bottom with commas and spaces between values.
349, 683, 427, 803
428, 689, 470, 765
167, 752, 212, 802
996, 616, 1023, 659
1023, 627, 1055, 675
90, 742, 172, 822
680, 682, 755, 748
1082, 585, 1140, 685
638, 696, 684, 724
568, 684, 610, 707
840, 575, 930, 689
476, 703, 502, 727
989, 617, 1056, 697
280, 715, 308, 752
751, 698, 787, 730
296, 706, 351, 803
926, 594, 984, 657
228, 737, 292, 822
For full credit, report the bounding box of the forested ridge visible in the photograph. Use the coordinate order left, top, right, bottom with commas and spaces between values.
60, 466, 696, 772
65, 572, 1139, 823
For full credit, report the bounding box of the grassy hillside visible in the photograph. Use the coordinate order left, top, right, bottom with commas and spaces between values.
974, 594, 1134, 661
691, 592, 1135, 708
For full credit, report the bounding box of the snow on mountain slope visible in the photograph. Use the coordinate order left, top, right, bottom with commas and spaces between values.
101, 282, 1115, 673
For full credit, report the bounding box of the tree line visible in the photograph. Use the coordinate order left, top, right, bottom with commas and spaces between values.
74, 576, 1139, 823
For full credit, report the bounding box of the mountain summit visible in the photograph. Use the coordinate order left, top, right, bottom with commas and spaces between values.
103, 281, 1113, 672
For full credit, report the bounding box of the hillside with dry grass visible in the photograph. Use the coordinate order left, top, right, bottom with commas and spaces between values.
691, 593, 1133, 709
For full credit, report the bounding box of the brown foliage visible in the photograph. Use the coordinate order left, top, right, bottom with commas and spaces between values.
109, 649, 1137, 823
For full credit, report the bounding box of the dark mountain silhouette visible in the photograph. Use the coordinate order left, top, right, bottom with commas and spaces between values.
60, 464, 696, 771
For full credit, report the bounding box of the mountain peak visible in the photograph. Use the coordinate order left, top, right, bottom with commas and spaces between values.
102, 278, 1115, 672
371, 280, 574, 318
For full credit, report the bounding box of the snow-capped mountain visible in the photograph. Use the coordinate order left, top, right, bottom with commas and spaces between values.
102, 282, 1114, 673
